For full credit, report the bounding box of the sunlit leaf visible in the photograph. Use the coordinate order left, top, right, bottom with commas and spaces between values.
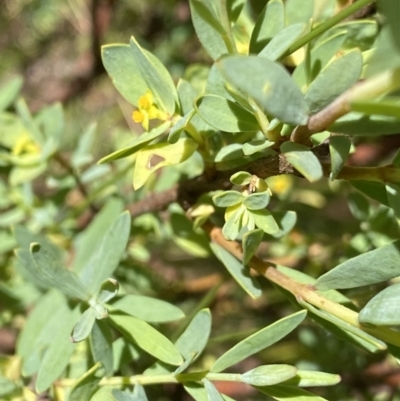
71, 307, 97, 343
90, 321, 114, 377
241, 365, 297, 386
213, 191, 244, 208
329, 135, 351, 180
258, 384, 329, 400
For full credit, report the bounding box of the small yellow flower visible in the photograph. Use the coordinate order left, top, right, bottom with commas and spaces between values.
132, 91, 168, 131
12, 135, 40, 156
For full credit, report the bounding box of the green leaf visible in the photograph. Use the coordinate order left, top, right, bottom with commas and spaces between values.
71, 307, 97, 343
174, 309, 212, 373
133, 138, 198, 190
218, 56, 309, 126
109, 313, 183, 365
350, 97, 400, 119
196, 95, 260, 132
359, 283, 400, 326
285, 0, 313, 26
204, 379, 224, 401
304, 50, 362, 114
71, 122, 96, 168
379, 0, 400, 53
211, 310, 307, 372
316, 240, 400, 290
213, 191, 244, 207
243, 192, 271, 210
259, 23, 306, 61
97, 279, 119, 304
0, 76, 23, 112
36, 306, 80, 392
16, 243, 89, 300
101, 44, 147, 105
0, 376, 17, 397
242, 229, 264, 265
250, 209, 280, 235
243, 139, 275, 156
329, 135, 351, 180
79, 212, 131, 295
230, 171, 253, 186
249, 0, 284, 54
222, 206, 244, 240
351, 181, 389, 207
168, 110, 196, 143
347, 192, 370, 221
258, 384, 329, 401
242, 365, 297, 386
210, 243, 262, 299
112, 384, 148, 401
293, 32, 346, 90
90, 321, 114, 377
112, 295, 185, 323
98, 122, 171, 164
280, 142, 323, 182
285, 370, 341, 387
386, 183, 400, 219
267, 211, 297, 239
129, 37, 177, 115
184, 383, 236, 401
189, 0, 233, 60
69, 362, 104, 401
35, 102, 64, 146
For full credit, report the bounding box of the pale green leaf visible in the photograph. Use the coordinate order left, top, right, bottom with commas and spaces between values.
280, 142, 323, 182
218, 56, 309, 125
109, 313, 183, 365
304, 50, 362, 114
204, 379, 224, 401
359, 283, 400, 326
97, 279, 119, 304
250, 209, 280, 235
258, 384, 329, 400
112, 295, 184, 323
242, 229, 264, 265
210, 243, 262, 299
79, 212, 131, 295
241, 365, 297, 386
284, 370, 341, 387
316, 240, 400, 290
285, 0, 313, 26
69, 362, 104, 401
243, 139, 275, 156
71, 307, 97, 343
133, 138, 198, 190
243, 192, 271, 210
168, 110, 196, 143
213, 191, 244, 207
249, 0, 284, 54
211, 310, 307, 372
90, 321, 114, 377
0, 376, 17, 397
350, 97, 400, 119
329, 135, 351, 180
0, 76, 23, 112
196, 95, 259, 132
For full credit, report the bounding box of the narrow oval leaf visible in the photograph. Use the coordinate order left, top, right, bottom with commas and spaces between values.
184, 383, 237, 401
109, 313, 183, 365
71, 307, 97, 343
90, 321, 114, 377
350, 97, 400, 119
0, 75, 23, 112
329, 135, 351, 180
280, 142, 323, 182
243, 139, 275, 156
359, 283, 400, 326
79, 212, 131, 295
305, 50, 363, 114
258, 384, 329, 401
98, 122, 171, 164
196, 95, 260, 132
316, 240, 400, 290
218, 56, 309, 126
230, 171, 253, 186
69, 362, 104, 401
243, 192, 271, 210
249, 0, 284, 54
267, 211, 297, 239
210, 243, 262, 299
249, 209, 280, 235
259, 23, 306, 61
204, 379, 224, 401
130, 36, 177, 115
241, 365, 297, 386
242, 229, 264, 265
111, 295, 184, 323
287, 370, 341, 387
211, 310, 307, 372
213, 191, 244, 208
134, 138, 198, 190
36, 307, 80, 392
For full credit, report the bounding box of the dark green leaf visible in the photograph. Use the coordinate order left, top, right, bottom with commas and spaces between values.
112, 295, 184, 323
280, 142, 323, 182
196, 95, 260, 132
351, 181, 389, 207
305, 50, 363, 114
386, 183, 400, 219
347, 192, 370, 221
211, 310, 307, 372
218, 56, 309, 125
242, 365, 297, 386
316, 240, 400, 290
242, 229, 264, 265
379, 0, 400, 53
90, 320, 114, 377
249, 0, 284, 54
329, 135, 351, 180
350, 97, 400, 119
79, 212, 131, 295
109, 313, 183, 365
359, 283, 400, 325
69, 362, 104, 401
210, 242, 262, 299
184, 383, 236, 401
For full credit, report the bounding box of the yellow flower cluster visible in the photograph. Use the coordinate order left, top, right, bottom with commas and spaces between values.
132, 91, 167, 131
12, 135, 40, 156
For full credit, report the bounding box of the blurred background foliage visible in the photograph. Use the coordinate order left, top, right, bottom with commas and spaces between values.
1, 1, 400, 400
